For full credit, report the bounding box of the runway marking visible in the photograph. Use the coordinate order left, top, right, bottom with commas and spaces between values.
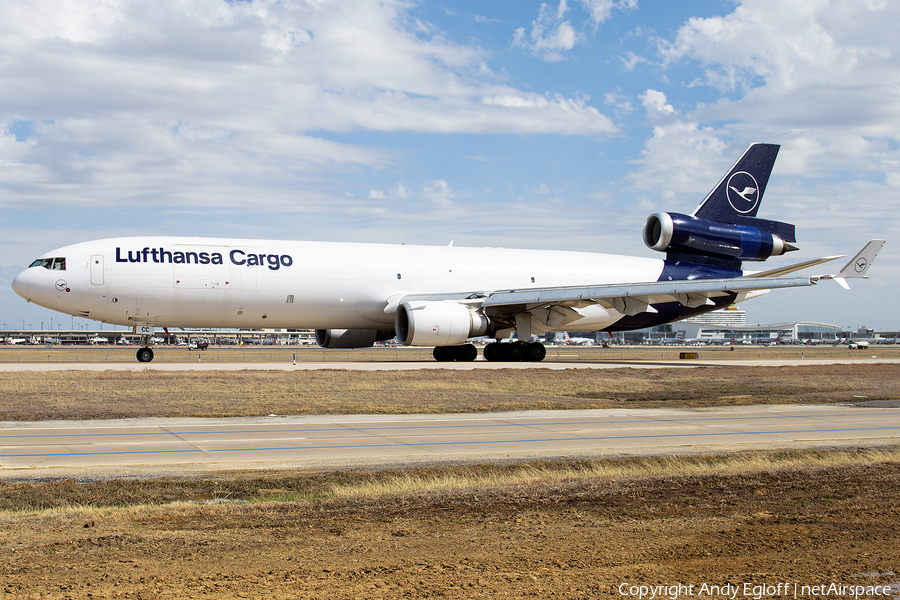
0, 437, 312, 448
3, 425, 899, 458
1, 410, 896, 440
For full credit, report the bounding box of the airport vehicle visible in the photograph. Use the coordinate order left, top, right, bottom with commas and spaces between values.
188, 339, 209, 351
11, 144, 884, 363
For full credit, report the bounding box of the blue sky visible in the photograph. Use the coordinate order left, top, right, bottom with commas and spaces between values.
1, 0, 897, 332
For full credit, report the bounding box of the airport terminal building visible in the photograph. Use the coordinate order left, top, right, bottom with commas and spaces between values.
570, 307, 888, 345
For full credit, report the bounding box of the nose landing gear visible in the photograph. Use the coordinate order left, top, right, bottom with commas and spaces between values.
136, 346, 154, 363
135, 327, 157, 363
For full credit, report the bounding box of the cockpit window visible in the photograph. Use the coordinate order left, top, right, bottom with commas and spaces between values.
29, 257, 66, 270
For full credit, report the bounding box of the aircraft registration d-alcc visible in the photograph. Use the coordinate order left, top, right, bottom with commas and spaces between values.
12, 143, 884, 363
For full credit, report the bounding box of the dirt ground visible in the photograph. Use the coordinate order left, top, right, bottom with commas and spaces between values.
1, 362, 899, 598
2, 458, 899, 599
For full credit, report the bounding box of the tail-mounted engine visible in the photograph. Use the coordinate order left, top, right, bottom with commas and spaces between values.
643, 212, 798, 263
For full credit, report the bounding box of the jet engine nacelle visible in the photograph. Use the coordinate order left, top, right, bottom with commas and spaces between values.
643, 212, 795, 262
395, 300, 489, 346
315, 328, 395, 349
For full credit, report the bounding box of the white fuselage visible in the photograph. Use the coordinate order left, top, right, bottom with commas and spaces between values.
13, 236, 667, 333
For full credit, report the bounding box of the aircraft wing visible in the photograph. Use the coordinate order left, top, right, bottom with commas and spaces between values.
478, 275, 815, 315
392, 240, 884, 325
397, 275, 814, 318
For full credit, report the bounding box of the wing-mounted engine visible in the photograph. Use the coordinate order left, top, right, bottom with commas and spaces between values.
315, 328, 395, 349
395, 300, 489, 346
643, 212, 798, 263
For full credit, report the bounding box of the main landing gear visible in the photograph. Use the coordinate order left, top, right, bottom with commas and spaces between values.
483, 341, 546, 362
433, 344, 478, 362
432, 341, 547, 362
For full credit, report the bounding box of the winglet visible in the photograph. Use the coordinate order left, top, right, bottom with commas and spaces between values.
823, 239, 885, 289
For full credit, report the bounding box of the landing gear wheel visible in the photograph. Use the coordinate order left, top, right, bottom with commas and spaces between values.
458, 343, 478, 362
483, 342, 533, 362
504, 342, 525, 362
136, 347, 154, 363
485, 342, 524, 362
526, 342, 546, 362
433, 346, 452, 362
433, 344, 478, 362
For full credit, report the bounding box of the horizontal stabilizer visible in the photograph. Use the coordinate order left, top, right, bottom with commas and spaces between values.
731, 215, 797, 243
747, 255, 844, 279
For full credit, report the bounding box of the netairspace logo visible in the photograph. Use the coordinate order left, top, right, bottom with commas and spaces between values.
617, 582, 896, 600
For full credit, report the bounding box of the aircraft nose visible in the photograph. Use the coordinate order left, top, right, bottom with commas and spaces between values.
11, 269, 29, 300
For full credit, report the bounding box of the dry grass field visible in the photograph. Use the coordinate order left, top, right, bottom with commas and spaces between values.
1, 351, 898, 598
0, 361, 898, 421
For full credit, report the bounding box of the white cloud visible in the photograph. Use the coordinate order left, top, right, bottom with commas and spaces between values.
368, 183, 412, 201
604, 91, 634, 114
656, 0, 900, 159
512, 0, 580, 62
639, 89, 675, 116
422, 179, 457, 208
579, 0, 638, 28
512, 0, 637, 60
618, 50, 648, 71
637, 0, 900, 210
0, 0, 615, 210
658, 0, 877, 93
625, 90, 730, 204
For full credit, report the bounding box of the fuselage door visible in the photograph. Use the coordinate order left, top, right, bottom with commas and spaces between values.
90, 255, 104, 286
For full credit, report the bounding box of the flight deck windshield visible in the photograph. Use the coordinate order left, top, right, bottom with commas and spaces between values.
28, 257, 66, 270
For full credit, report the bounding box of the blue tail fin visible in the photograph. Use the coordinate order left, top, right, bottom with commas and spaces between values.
692, 143, 795, 243
694, 143, 779, 221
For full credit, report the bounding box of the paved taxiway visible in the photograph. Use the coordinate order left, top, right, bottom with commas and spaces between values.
0, 358, 898, 371
2, 404, 898, 480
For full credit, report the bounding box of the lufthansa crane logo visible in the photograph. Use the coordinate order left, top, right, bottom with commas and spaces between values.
55, 280, 70, 293
855, 258, 868, 273
726, 171, 760, 214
